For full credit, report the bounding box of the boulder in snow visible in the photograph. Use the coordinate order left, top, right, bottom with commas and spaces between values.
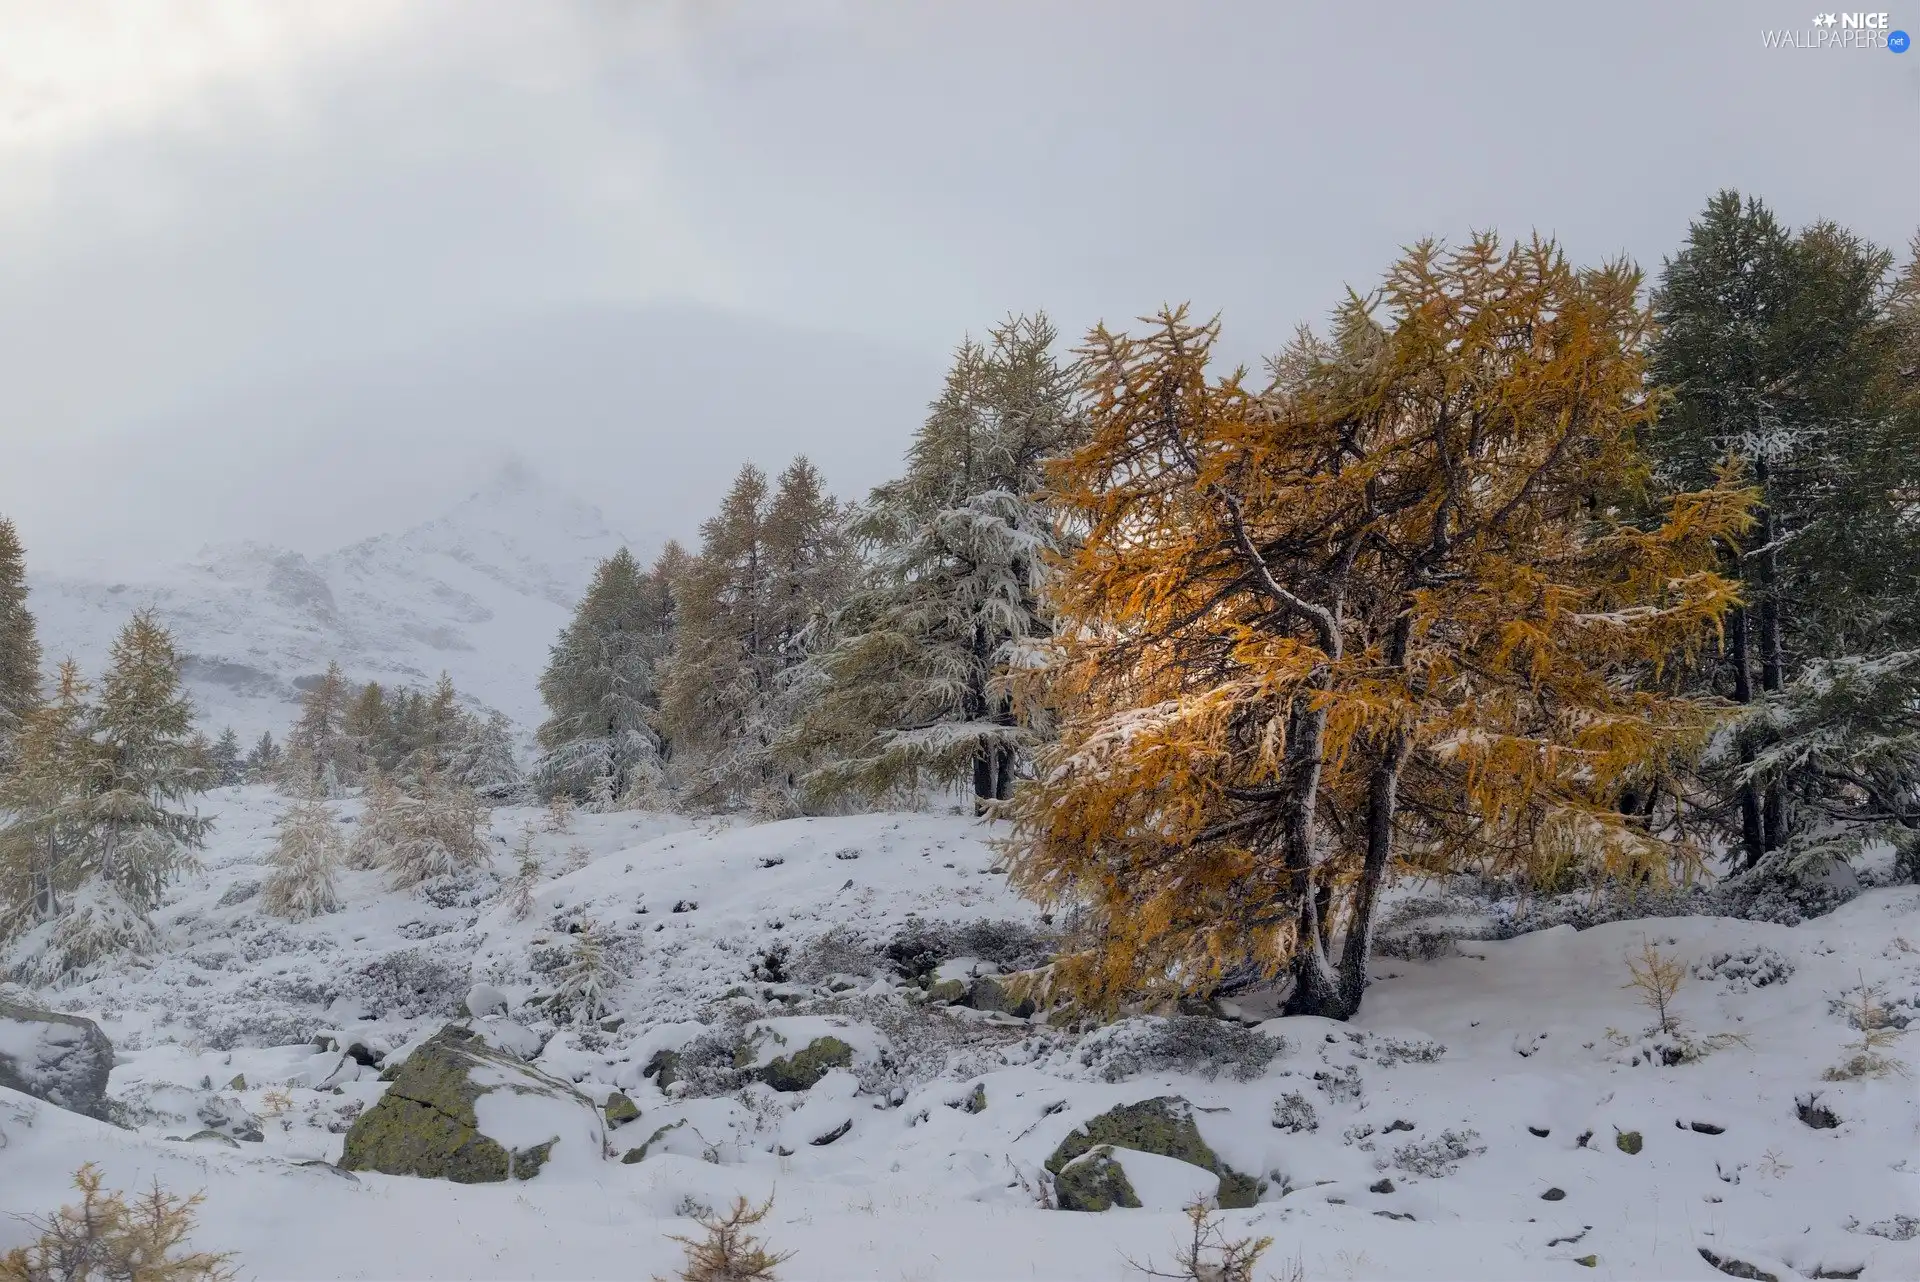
759, 1036, 853, 1092
1045, 1096, 1259, 1209
0, 997, 114, 1121
339, 1023, 603, 1182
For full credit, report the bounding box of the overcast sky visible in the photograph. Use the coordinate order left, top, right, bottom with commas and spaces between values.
1, 0, 1915, 574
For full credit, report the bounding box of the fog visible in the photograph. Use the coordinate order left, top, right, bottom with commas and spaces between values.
2, 0, 1913, 572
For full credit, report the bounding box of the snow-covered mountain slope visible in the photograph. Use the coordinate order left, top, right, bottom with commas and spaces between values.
26, 461, 631, 740
3, 789, 1916, 1281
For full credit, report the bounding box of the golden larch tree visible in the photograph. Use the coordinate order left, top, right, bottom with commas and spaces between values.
1009, 235, 1752, 1018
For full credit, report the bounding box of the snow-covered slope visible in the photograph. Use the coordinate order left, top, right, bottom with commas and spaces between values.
26, 460, 631, 740
2, 789, 1916, 1281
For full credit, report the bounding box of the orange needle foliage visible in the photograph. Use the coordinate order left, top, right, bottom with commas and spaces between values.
1007, 235, 1754, 1018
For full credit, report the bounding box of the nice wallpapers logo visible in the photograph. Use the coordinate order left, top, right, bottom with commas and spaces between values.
1762, 12, 1911, 49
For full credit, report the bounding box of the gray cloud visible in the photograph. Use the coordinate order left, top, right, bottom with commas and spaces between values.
1, 0, 1913, 571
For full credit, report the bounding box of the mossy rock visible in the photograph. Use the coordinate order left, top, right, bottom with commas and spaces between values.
926, 979, 968, 1004
339, 1024, 598, 1183
1615, 1129, 1643, 1156
1045, 1096, 1259, 1210
620, 1119, 686, 1164
759, 1036, 853, 1092
178, 1129, 240, 1148
645, 1049, 681, 1089
968, 976, 1037, 1018
603, 1090, 640, 1128
1055, 1146, 1140, 1212
963, 1083, 987, 1114
226, 1074, 247, 1091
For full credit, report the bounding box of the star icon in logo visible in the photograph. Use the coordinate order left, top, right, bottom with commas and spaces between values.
1814, 12, 1838, 25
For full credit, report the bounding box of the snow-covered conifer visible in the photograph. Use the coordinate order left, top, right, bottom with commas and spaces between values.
445, 708, 522, 799
0, 662, 96, 934
285, 662, 350, 795
663, 459, 853, 812
786, 316, 1080, 807
81, 613, 211, 918
534, 548, 667, 808
549, 921, 616, 1024
348, 771, 407, 870
207, 728, 244, 788
0, 516, 41, 772
260, 791, 344, 919
380, 769, 484, 888
243, 731, 281, 781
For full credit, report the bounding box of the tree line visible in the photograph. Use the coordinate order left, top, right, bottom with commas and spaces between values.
532, 193, 1920, 1017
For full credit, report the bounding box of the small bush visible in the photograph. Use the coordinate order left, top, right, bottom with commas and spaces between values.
1124, 1202, 1278, 1282
1392, 1128, 1485, 1177
1081, 1017, 1284, 1083
1, 1163, 234, 1282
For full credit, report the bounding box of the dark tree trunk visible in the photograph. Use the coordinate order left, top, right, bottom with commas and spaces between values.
1750, 458, 1790, 853
1726, 605, 1766, 870
1334, 729, 1412, 1013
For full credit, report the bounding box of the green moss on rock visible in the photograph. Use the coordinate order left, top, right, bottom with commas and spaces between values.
759, 1036, 853, 1092
1045, 1096, 1259, 1210
1055, 1146, 1140, 1212
968, 976, 1037, 1018
926, 979, 968, 1004
603, 1091, 640, 1128
1615, 1129, 1643, 1155
339, 1024, 593, 1183
620, 1119, 686, 1164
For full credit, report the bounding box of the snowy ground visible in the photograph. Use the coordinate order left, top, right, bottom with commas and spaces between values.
3, 786, 1917, 1281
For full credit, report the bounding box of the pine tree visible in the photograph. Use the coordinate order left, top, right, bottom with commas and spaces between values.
285, 663, 350, 795
207, 728, 244, 789
242, 731, 282, 782
380, 769, 485, 888
786, 315, 1080, 808
0, 516, 41, 774
260, 791, 344, 919
80, 613, 212, 920
1010, 240, 1750, 1019
534, 548, 665, 807
663, 460, 853, 812
348, 772, 407, 870
549, 921, 616, 1024
0, 662, 97, 933
1649, 192, 1916, 870
340, 681, 392, 784
445, 709, 522, 799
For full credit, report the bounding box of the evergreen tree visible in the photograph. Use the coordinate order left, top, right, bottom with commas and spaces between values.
0, 516, 40, 773
445, 709, 522, 799
243, 731, 282, 782
381, 769, 485, 888
348, 772, 407, 870
260, 791, 344, 919
549, 922, 616, 1024
80, 613, 212, 920
207, 728, 244, 789
534, 549, 663, 807
0, 662, 97, 932
286, 663, 351, 795
1650, 193, 1919, 870
786, 315, 1080, 808
340, 681, 393, 783
663, 459, 853, 812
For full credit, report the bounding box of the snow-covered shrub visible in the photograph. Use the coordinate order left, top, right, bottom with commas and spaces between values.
9, 884, 157, 986
547, 923, 621, 1025
380, 774, 485, 889
1691, 947, 1795, 992
1392, 1129, 1485, 1177
1271, 1092, 1318, 1133
790, 927, 885, 983
354, 948, 467, 1019
881, 917, 1055, 981
1358, 1034, 1448, 1066
1079, 1016, 1284, 1083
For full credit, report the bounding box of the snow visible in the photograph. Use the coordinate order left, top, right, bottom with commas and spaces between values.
25, 462, 634, 741
1, 785, 1917, 1280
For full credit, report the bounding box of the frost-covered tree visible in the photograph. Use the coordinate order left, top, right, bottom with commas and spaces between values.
548, 922, 616, 1024
1650, 193, 1919, 869
663, 459, 853, 813
339, 681, 393, 784
0, 516, 41, 774
78, 613, 212, 920
242, 731, 282, 782
348, 771, 406, 870
534, 548, 666, 807
0, 662, 96, 932
445, 709, 522, 799
285, 662, 351, 795
260, 791, 344, 919
380, 769, 485, 888
786, 316, 1081, 808
206, 728, 244, 789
